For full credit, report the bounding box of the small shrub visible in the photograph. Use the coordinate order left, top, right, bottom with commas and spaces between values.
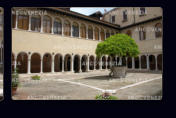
31, 75, 40, 80
95, 94, 118, 100
12, 69, 19, 88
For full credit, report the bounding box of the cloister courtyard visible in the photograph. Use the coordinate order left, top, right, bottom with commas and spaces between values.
12, 70, 162, 100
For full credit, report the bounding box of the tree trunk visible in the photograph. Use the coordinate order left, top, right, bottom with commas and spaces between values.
109, 66, 127, 78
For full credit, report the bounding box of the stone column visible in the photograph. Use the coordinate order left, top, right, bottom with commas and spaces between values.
139, 56, 141, 70
71, 21, 73, 37
87, 55, 90, 71
51, 55, 54, 73
27, 56, 31, 74
62, 19, 64, 36
115, 56, 118, 66
51, 17, 54, 34
110, 57, 112, 68
71, 54, 74, 72
79, 23, 81, 38
62, 58, 64, 72
94, 57, 96, 70
15, 14, 18, 29
100, 56, 102, 70
79, 56, 82, 72
40, 58, 43, 73
40, 15, 43, 33
146, 55, 149, 70
93, 27, 95, 40
125, 57, 128, 67
86, 25, 88, 39
132, 57, 135, 69
155, 55, 158, 71
119, 57, 122, 66
28, 15, 31, 31
99, 28, 101, 41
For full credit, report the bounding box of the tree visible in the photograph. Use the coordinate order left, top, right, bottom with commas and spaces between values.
95, 33, 140, 77
96, 33, 140, 65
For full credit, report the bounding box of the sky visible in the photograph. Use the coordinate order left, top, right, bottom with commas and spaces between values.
70, 7, 115, 16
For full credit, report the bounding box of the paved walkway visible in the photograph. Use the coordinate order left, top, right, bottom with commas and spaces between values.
13, 71, 162, 100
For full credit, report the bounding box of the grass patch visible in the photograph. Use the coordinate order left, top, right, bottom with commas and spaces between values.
95, 94, 118, 100
31, 75, 40, 80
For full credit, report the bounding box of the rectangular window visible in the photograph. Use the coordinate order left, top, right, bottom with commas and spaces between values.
112, 15, 115, 24
88, 29, 93, 39
72, 26, 79, 37
139, 28, 146, 40
140, 7, 146, 16
54, 21, 62, 34
123, 10, 127, 22
31, 17, 41, 32
18, 15, 29, 30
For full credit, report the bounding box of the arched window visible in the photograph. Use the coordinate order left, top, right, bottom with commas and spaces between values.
139, 27, 146, 40
80, 23, 86, 38
43, 16, 51, 33
100, 28, 105, 41
12, 14, 16, 28
88, 25, 93, 39
31, 53, 41, 73
72, 22, 79, 37
155, 23, 162, 38
18, 15, 29, 30
106, 30, 110, 38
126, 30, 132, 37
141, 55, 147, 69
31, 15, 41, 32
94, 27, 99, 40
17, 52, 28, 73
43, 53, 52, 72
53, 18, 62, 34
64, 20, 71, 36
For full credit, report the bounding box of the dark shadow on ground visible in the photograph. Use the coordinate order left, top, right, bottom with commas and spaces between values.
127, 70, 162, 74
83, 75, 120, 80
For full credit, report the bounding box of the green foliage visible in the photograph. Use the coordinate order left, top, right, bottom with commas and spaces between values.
95, 94, 118, 100
12, 68, 19, 88
96, 33, 140, 58
31, 75, 40, 80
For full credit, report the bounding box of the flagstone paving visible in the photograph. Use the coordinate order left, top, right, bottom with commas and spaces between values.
12, 71, 162, 100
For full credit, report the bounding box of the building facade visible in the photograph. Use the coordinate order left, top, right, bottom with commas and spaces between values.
12, 7, 162, 74
0, 7, 3, 72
